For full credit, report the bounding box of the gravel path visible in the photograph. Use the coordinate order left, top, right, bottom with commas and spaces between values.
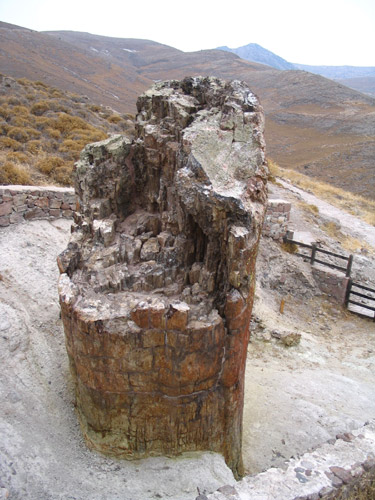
277, 179, 375, 248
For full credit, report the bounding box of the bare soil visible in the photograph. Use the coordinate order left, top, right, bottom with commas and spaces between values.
0, 182, 374, 499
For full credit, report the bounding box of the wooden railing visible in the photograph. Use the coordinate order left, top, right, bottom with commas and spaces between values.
345, 280, 375, 322
283, 233, 353, 277
284, 232, 375, 321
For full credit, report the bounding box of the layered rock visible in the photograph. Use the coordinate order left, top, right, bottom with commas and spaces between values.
58, 77, 268, 477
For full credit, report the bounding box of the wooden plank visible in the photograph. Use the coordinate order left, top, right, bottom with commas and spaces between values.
350, 290, 375, 301
348, 299, 375, 312
351, 282, 375, 294
284, 238, 313, 249
315, 247, 349, 260
313, 258, 347, 273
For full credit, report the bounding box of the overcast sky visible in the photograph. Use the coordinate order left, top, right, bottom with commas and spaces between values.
0, 0, 374, 66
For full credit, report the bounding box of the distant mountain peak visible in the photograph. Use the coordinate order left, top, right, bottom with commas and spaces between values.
217, 43, 295, 70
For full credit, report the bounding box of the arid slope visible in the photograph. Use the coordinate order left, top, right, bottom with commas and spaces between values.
1, 23, 375, 199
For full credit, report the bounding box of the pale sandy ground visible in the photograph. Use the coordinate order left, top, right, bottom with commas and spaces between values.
0, 183, 374, 499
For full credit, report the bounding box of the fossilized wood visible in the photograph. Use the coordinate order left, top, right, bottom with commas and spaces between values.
58, 76, 268, 478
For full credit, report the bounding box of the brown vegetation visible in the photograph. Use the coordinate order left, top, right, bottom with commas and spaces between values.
0, 75, 134, 186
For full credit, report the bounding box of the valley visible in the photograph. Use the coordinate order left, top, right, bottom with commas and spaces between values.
1, 21, 374, 200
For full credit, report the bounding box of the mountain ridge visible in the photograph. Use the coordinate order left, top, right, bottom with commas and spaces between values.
1, 23, 375, 200
216, 42, 375, 95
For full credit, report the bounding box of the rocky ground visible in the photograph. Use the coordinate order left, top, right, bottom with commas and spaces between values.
0, 182, 374, 499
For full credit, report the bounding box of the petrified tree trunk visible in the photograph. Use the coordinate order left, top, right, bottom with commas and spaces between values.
58, 77, 268, 478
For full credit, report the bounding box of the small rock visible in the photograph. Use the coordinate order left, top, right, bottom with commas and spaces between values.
280, 331, 301, 347
336, 432, 354, 442
296, 472, 308, 483
330, 466, 352, 484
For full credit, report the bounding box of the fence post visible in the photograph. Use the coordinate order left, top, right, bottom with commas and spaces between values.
346, 255, 353, 277
344, 279, 352, 308
310, 243, 317, 265
285, 230, 294, 241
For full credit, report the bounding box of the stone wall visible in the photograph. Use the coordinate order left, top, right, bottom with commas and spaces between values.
312, 265, 350, 304
198, 419, 375, 500
0, 185, 75, 227
262, 198, 291, 240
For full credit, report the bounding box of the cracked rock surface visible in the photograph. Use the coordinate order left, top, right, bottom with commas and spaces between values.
58, 77, 268, 477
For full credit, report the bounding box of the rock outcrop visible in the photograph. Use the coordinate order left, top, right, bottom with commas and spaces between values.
58, 76, 268, 477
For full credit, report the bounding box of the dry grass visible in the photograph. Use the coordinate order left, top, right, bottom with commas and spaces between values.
268, 159, 375, 227
297, 201, 319, 216
334, 477, 375, 500
0, 162, 31, 185
1, 75, 134, 186
280, 241, 298, 254
321, 221, 374, 254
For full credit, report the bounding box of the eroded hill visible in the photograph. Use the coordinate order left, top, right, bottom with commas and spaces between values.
1, 23, 375, 199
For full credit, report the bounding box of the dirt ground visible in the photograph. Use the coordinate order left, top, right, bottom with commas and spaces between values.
0, 183, 374, 499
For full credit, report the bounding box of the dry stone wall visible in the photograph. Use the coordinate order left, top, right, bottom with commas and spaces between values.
312, 266, 350, 304
199, 419, 375, 500
58, 77, 268, 477
262, 198, 291, 240
0, 185, 75, 227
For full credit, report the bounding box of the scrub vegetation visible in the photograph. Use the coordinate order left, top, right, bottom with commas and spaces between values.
0, 75, 134, 186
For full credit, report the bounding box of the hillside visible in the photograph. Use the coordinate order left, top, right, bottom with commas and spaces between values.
1, 23, 375, 199
0, 74, 134, 185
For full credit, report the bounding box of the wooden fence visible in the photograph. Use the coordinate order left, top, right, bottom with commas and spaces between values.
284, 233, 375, 321
345, 280, 375, 322
284, 233, 354, 277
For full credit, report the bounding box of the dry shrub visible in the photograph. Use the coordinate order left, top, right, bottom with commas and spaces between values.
34, 80, 48, 89
0, 105, 10, 120
34, 116, 54, 130
334, 477, 375, 500
0, 162, 31, 185
30, 101, 50, 116
25, 140, 43, 154
12, 105, 29, 116
17, 78, 31, 86
89, 104, 101, 113
52, 162, 74, 186
24, 127, 41, 139
59, 139, 83, 153
107, 114, 122, 124
10, 116, 30, 127
0, 122, 9, 134
26, 93, 36, 101
53, 113, 90, 133
0, 137, 22, 150
67, 128, 106, 143
7, 97, 21, 106
36, 156, 65, 175
281, 241, 298, 254
298, 201, 319, 216
49, 89, 63, 98
7, 126, 29, 142
6, 152, 29, 163
45, 127, 61, 140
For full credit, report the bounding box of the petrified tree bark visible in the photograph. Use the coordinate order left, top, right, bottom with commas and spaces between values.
58, 77, 268, 478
